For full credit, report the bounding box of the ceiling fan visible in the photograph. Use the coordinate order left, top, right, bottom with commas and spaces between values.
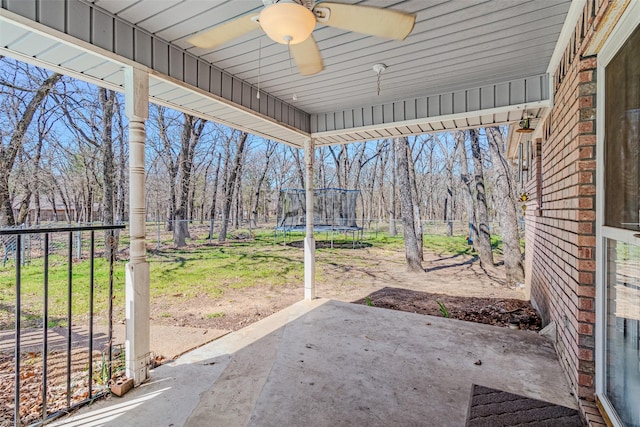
188, 0, 416, 76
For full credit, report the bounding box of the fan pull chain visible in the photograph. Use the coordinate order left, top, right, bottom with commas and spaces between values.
257, 37, 262, 99
286, 37, 298, 101
372, 63, 387, 96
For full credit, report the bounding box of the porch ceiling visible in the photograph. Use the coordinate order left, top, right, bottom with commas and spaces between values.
0, 0, 574, 146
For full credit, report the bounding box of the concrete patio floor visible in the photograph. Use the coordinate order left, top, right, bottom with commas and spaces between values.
52, 298, 579, 427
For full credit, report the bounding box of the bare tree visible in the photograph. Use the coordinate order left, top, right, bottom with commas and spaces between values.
290, 146, 305, 189
435, 135, 459, 236
115, 100, 127, 225
456, 131, 477, 248
408, 138, 424, 259
0, 61, 61, 226
14, 102, 56, 225
395, 137, 423, 272
174, 114, 206, 247
251, 140, 277, 227
389, 138, 398, 236
469, 129, 494, 267
219, 131, 248, 242
486, 127, 524, 283
207, 153, 222, 238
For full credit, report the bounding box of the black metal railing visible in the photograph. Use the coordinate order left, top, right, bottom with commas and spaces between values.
0, 224, 125, 427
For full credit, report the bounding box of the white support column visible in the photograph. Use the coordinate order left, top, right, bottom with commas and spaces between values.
304, 138, 316, 300
124, 67, 150, 385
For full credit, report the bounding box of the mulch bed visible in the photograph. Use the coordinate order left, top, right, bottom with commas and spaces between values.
353, 287, 542, 331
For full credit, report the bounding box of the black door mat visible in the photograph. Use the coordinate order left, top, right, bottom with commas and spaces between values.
466, 385, 584, 427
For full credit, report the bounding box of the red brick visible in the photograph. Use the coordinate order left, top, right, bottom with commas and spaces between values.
579, 147, 594, 159
578, 323, 593, 334
578, 171, 593, 184
579, 260, 596, 271
578, 135, 596, 146
578, 385, 595, 399
579, 95, 594, 108
578, 348, 594, 361
578, 247, 593, 259
580, 57, 597, 71
578, 210, 596, 220
578, 236, 595, 246
578, 160, 596, 170
579, 70, 593, 82
579, 185, 596, 196
579, 272, 594, 285
579, 373, 594, 387
578, 198, 593, 210
579, 121, 594, 133
578, 311, 596, 323
578, 297, 594, 310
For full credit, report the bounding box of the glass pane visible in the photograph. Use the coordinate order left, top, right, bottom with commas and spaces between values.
605, 238, 640, 427
604, 24, 640, 231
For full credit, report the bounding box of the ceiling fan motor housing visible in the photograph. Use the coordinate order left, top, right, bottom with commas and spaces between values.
259, 1, 316, 44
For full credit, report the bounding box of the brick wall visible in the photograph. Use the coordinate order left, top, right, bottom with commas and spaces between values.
524, 0, 611, 404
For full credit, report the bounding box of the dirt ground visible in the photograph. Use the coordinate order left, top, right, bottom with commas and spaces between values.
149, 240, 538, 332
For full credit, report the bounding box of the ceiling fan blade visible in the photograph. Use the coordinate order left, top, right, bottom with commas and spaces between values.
188, 14, 260, 49
290, 35, 324, 76
313, 2, 416, 40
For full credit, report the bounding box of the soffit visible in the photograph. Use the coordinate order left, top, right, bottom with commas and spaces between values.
91, 0, 571, 114
0, 0, 573, 147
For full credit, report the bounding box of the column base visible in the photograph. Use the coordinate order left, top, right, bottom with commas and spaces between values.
304, 236, 316, 300
125, 261, 150, 385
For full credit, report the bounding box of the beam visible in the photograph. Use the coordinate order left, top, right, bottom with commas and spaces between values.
312, 100, 550, 145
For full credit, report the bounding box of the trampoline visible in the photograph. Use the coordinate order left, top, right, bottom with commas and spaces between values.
275, 188, 364, 247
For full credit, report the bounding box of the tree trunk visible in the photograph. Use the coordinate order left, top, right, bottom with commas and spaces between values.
389, 139, 398, 236
154, 106, 179, 232
291, 146, 305, 189
16, 190, 32, 225
486, 127, 524, 284
200, 159, 213, 224
98, 88, 118, 261
456, 131, 478, 248
208, 153, 222, 238
219, 132, 247, 242
0, 71, 62, 226
232, 155, 244, 229
469, 129, 494, 267
395, 137, 423, 272
174, 207, 187, 246
116, 102, 127, 225
252, 140, 276, 227
174, 114, 205, 245
407, 141, 423, 259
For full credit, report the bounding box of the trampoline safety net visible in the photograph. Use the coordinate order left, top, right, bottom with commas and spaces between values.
276, 188, 363, 232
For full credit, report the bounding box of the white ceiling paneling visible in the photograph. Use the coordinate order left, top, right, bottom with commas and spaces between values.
9, 33, 58, 57
114, 0, 181, 24
1, 0, 573, 147
93, 0, 140, 15
90, 61, 123, 80
88, 0, 571, 116
37, 44, 86, 66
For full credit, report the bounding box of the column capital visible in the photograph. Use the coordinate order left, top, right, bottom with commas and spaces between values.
125, 67, 149, 120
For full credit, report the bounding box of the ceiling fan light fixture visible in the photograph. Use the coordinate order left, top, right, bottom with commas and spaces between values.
259, 1, 316, 45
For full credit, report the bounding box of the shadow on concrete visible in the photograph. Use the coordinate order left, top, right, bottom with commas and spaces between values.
53, 299, 578, 427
